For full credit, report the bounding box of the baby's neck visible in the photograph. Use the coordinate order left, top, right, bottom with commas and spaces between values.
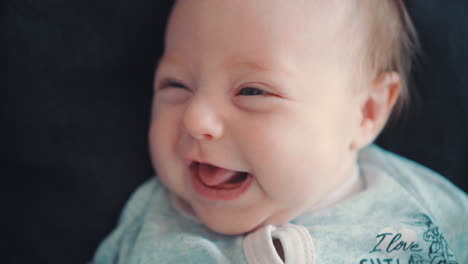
307, 165, 363, 213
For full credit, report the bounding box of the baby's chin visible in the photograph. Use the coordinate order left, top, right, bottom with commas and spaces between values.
194, 206, 294, 236
199, 214, 268, 235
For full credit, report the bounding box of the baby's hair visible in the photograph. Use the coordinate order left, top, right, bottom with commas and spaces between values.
354, 0, 420, 118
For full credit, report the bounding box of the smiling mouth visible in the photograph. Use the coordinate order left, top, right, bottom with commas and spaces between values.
189, 162, 253, 200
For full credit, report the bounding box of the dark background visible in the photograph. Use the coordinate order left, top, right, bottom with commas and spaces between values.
3, 0, 467, 263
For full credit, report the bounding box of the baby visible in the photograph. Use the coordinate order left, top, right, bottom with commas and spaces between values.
94, 0, 467, 263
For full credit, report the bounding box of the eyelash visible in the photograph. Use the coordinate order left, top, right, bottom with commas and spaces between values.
237, 87, 267, 96
158, 79, 268, 96
159, 79, 188, 90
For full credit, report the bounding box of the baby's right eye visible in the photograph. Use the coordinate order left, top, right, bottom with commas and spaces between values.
155, 78, 192, 104
159, 79, 188, 90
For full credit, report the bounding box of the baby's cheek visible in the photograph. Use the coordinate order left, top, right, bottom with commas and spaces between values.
149, 116, 176, 167
285, 175, 319, 204
262, 152, 335, 208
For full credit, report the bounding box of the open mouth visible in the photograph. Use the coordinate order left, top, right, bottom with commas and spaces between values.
189, 162, 253, 200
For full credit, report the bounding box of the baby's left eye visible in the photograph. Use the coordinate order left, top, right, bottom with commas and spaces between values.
238, 87, 267, 96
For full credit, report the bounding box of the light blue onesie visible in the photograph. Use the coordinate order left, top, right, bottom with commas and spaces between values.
93, 145, 468, 263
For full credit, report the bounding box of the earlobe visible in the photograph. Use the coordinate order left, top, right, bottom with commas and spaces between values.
350, 72, 401, 150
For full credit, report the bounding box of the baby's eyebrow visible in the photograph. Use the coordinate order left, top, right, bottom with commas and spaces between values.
156, 55, 292, 78
225, 60, 270, 72
224, 59, 292, 77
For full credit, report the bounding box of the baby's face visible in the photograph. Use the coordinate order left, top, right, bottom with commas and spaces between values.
150, 0, 364, 235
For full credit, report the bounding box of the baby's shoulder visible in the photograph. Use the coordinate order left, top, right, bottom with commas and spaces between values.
358, 144, 468, 262
116, 177, 164, 224
359, 145, 467, 217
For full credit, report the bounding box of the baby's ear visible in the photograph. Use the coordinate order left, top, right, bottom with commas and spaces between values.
351, 72, 401, 150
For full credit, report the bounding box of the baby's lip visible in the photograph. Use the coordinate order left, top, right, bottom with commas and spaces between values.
184, 157, 245, 174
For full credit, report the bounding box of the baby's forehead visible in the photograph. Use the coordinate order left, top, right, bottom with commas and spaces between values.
172, 0, 355, 32
168, 0, 361, 58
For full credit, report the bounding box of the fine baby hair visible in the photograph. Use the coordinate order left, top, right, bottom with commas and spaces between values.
350, 0, 420, 115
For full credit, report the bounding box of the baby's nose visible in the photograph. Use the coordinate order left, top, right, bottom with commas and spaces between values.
183, 96, 225, 141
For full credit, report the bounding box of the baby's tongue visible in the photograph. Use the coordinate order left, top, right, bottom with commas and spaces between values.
197, 163, 239, 187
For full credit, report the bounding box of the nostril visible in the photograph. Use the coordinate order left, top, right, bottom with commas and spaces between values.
189, 161, 199, 168
193, 133, 214, 141
201, 134, 213, 140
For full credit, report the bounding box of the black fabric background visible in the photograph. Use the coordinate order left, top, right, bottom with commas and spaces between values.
3, 1, 467, 263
